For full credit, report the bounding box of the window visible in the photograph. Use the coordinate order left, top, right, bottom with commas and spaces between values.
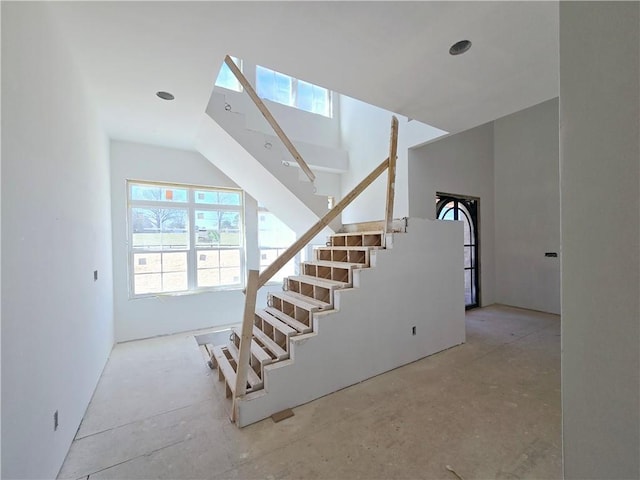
215, 56, 242, 92
256, 65, 332, 117
258, 206, 296, 283
128, 181, 244, 297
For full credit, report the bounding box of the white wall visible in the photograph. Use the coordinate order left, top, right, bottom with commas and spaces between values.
409, 123, 496, 306
560, 3, 639, 478
2, 3, 114, 478
339, 95, 445, 225
494, 99, 560, 314
0, 1, 3, 467
110, 141, 279, 342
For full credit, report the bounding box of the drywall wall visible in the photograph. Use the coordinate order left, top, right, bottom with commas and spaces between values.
237, 218, 465, 426
339, 95, 446, 225
0, 1, 3, 469
560, 3, 639, 478
408, 123, 496, 306
2, 3, 114, 478
494, 99, 560, 314
110, 140, 280, 342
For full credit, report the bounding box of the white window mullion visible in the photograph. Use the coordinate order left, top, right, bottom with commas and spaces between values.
188, 190, 196, 291
291, 77, 299, 109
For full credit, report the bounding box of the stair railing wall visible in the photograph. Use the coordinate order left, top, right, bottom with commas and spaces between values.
232, 115, 399, 422
223, 55, 316, 183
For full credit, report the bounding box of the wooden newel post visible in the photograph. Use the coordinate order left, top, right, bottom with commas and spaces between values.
232, 269, 260, 423
385, 116, 399, 233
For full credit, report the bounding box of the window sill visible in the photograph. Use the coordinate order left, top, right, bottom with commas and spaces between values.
129, 285, 244, 300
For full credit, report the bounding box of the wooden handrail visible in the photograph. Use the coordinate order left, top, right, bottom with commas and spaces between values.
223, 55, 316, 183
385, 116, 399, 233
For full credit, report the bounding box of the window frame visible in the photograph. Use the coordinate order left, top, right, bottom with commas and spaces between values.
214, 56, 243, 93
255, 65, 333, 118
436, 193, 480, 310
127, 180, 245, 298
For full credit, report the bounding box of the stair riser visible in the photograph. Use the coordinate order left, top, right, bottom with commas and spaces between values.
264, 307, 313, 334
254, 315, 290, 352
230, 333, 273, 380
211, 346, 262, 399
315, 248, 369, 265
302, 263, 352, 284
330, 233, 384, 248
285, 279, 333, 306
268, 296, 312, 328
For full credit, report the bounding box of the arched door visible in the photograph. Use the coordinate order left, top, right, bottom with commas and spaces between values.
436, 194, 480, 309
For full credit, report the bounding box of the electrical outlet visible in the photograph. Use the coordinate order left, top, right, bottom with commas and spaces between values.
54, 410, 59, 431
94, 270, 98, 281
412, 326, 416, 336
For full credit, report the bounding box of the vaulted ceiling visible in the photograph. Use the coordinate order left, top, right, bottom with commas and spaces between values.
48, 1, 558, 150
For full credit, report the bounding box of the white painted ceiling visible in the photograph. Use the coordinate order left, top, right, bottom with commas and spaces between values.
47, 1, 558, 151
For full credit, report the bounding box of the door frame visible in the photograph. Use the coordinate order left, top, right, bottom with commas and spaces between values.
436, 192, 481, 309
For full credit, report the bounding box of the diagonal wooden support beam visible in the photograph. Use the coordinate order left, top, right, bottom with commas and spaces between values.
223, 55, 316, 183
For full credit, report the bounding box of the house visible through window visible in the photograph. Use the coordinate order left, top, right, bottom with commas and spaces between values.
215, 56, 242, 92
258, 206, 296, 283
256, 65, 332, 117
128, 181, 244, 296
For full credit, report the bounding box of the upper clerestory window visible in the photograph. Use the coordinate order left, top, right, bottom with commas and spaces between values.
256, 65, 332, 118
215, 56, 243, 92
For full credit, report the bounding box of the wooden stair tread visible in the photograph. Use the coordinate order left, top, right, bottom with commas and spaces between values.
211, 345, 237, 394
316, 246, 379, 251
331, 230, 384, 237
255, 309, 297, 336
270, 290, 330, 310
264, 307, 313, 334
252, 325, 289, 360
231, 327, 273, 363
287, 275, 349, 289
225, 343, 263, 388
303, 260, 366, 269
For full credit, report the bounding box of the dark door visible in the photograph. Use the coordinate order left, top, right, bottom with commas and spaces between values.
436, 194, 480, 309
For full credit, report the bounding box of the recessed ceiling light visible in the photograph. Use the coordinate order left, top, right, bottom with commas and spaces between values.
449, 40, 472, 56
156, 91, 175, 100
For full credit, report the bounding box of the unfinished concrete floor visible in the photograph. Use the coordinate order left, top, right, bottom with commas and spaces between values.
58, 305, 561, 479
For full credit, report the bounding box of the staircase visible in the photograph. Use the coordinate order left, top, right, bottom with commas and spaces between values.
199, 57, 465, 427
207, 229, 382, 398
204, 219, 465, 427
